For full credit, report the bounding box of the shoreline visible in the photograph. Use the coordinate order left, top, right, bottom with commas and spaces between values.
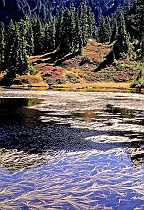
51, 82, 144, 93
0, 82, 143, 93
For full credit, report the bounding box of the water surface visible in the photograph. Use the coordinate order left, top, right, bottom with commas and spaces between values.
0, 90, 144, 209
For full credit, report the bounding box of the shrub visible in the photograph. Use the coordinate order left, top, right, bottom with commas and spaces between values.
56, 78, 65, 84
79, 55, 91, 66
130, 78, 144, 88
130, 70, 144, 88
66, 73, 79, 83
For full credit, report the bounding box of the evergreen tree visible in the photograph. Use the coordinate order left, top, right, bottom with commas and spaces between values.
105, 16, 112, 43
139, 1, 144, 60
4, 20, 33, 81
69, 4, 77, 52
99, 15, 111, 43
23, 15, 34, 56
32, 17, 44, 54
125, 0, 143, 60
12, 23, 21, 74
44, 16, 56, 52
78, 1, 89, 46
59, 8, 72, 53
56, 7, 77, 54
87, 6, 98, 39
142, 11, 144, 61
55, 10, 64, 50
18, 20, 33, 74
0, 22, 5, 64
110, 17, 118, 43
75, 16, 83, 51
113, 13, 130, 58
98, 16, 106, 43
4, 19, 16, 68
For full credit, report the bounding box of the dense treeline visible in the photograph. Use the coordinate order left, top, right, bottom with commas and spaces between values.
0, 1, 97, 81
98, 0, 143, 59
0, 0, 143, 84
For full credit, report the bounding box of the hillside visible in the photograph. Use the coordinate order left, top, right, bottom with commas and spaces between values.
0, 39, 143, 90
7, 39, 141, 89
0, 0, 143, 90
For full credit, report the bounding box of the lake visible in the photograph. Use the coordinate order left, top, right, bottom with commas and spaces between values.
0, 89, 144, 209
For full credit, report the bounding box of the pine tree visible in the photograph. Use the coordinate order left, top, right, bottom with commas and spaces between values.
75, 16, 83, 51
98, 15, 107, 43
0, 22, 5, 64
98, 15, 111, 43
12, 23, 20, 74
55, 8, 76, 54
4, 19, 16, 68
4, 20, 33, 81
59, 8, 72, 53
125, 0, 143, 60
139, 1, 144, 60
87, 6, 98, 39
55, 10, 64, 49
23, 15, 34, 56
113, 13, 130, 58
18, 20, 33, 74
110, 17, 118, 43
78, 1, 89, 46
44, 16, 56, 52
105, 16, 112, 43
32, 17, 44, 55
69, 4, 77, 52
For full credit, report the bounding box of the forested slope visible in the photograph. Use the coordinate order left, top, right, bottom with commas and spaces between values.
0, 0, 143, 87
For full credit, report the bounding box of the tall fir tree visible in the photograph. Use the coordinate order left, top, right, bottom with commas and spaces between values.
105, 16, 112, 43
23, 15, 34, 56
110, 17, 118, 43
4, 19, 16, 68
75, 16, 83, 51
87, 6, 98, 40
18, 20, 33, 75
113, 13, 130, 58
32, 17, 44, 55
99, 15, 112, 43
69, 4, 77, 52
0, 22, 5, 64
4, 19, 33, 81
44, 16, 56, 52
78, 1, 89, 46
139, 0, 144, 60
59, 8, 72, 53
98, 15, 107, 43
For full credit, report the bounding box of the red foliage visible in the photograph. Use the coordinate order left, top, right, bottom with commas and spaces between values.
42, 65, 55, 72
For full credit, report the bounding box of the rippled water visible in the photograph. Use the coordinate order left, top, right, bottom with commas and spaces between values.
0, 90, 144, 209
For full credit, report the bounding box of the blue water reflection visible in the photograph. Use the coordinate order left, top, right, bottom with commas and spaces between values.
0, 91, 144, 209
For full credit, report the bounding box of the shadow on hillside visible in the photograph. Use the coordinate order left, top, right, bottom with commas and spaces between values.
35, 49, 81, 66
94, 50, 114, 72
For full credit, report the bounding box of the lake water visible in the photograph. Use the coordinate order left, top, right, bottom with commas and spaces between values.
0, 89, 144, 209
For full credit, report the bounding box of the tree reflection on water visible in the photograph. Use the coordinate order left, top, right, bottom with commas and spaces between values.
0, 97, 143, 171
0, 92, 143, 209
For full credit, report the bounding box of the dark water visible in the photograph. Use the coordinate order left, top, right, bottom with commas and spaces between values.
0, 90, 144, 209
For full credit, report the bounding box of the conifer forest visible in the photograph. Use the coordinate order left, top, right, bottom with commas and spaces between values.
0, 1, 144, 210
0, 0, 143, 85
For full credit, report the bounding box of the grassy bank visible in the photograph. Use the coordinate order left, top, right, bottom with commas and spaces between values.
52, 81, 129, 90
